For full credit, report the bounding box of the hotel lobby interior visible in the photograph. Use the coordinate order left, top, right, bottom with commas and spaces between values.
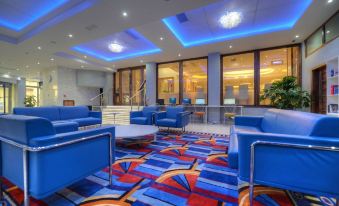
0, 0, 339, 205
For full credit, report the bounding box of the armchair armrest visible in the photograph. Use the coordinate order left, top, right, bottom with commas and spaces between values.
155, 111, 167, 121
28, 126, 115, 147
237, 132, 339, 197
176, 111, 191, 127
130, 111, 143, 118
89, 111, 102, 119
234, 116, 263, 127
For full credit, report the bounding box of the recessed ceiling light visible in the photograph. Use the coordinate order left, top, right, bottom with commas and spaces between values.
219, 11, 242, 29
3, 74, 10, 78
81, 65, 84, 68
229, 45, 233, 48
37, 46, 42, 50
178, 53, 181, 57
122, 11, 128, 17
326, 30, 331, 34
327, 0, 333, 3
68, 33, 73, 38
50, 58, 54, 61
84, 55, 87, 58
37, 61, 40, 65
160, 37, 164, 41
16, 68, 20, 71
17, 77, 21, 80
108, 43, 123, 53
25, 65, 29, 68
295, 35, 300, 38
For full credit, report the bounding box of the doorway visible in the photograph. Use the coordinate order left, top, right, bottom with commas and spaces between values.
0, 82, 12, 113
311, 65, 327, 114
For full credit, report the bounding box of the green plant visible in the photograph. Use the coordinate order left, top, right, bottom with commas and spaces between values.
260, 76, 311, 109
24, 95, 37, 107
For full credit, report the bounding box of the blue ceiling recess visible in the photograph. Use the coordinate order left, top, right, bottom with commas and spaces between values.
162, 0, 312, 47
72, 29, 161, 62
0, 0, 69, 31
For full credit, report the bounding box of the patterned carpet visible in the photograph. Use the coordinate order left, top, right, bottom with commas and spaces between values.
1, 131, 336, 206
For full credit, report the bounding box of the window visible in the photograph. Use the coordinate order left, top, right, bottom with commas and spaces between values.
222, 53, 255, 105
305, 11, 338, 56
157, 62, 180, 104
26, 81, 40, 106
260, 47, 299, 105
183, 59, 208, 104
306, 28, 323, 55
325, 12, 339, 43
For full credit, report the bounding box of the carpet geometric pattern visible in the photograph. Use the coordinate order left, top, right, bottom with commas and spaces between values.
1, 131, 336, 206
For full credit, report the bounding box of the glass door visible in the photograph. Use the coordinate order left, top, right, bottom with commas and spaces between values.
0, 82, 12, 113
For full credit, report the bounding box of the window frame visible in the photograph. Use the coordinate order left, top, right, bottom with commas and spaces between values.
156, 56, 209, 105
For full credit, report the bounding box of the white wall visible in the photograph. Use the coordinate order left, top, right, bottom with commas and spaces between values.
302, 38, 339, 92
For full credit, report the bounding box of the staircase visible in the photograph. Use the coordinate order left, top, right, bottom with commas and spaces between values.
93, 106, 142, 125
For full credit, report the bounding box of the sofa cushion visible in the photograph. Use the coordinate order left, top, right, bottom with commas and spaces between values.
13, 107, 60, 121
52, 121, 78, 133
261, 109, 323, 136
230, 125, 262, 135
69, 117, 101, 127
166, 106, 185, 119
156, 118, 177, 127
130, 117, 148, 125
59, 106, 89, 120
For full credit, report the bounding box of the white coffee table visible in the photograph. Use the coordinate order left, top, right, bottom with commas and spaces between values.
114, 124, 159, 141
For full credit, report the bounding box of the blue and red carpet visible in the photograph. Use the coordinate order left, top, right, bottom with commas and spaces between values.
1, 131, 336, 205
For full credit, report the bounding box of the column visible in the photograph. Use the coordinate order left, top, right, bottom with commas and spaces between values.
208, 52, 221, 123
146, 62, 157, 105
104, 72, 114, 105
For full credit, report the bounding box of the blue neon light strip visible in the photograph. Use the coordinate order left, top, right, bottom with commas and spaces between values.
162, 0, 312, 47
0, 0, 69, 31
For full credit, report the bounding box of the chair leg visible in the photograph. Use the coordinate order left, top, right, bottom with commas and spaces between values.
23, 150, 29, 206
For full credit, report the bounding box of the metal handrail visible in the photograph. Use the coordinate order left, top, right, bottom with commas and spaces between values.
90, 88, 113, 106
0, 132, 114, 206
128, 87, 146, 110
249, 140, 339, 206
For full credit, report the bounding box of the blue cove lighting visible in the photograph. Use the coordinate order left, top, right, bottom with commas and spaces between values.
72, 29, 161, 62
0, 0, 69, 31
162, 0, 312, 47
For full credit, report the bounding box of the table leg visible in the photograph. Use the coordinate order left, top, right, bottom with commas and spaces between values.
153, 133, 157, 141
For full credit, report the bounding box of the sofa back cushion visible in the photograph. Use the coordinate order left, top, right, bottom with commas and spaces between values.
261, 109, 324, 136
166, 106, 185, 119
310, 117, 339, 137
13, 107, 60, 121
0, 115, 55, 145
59, 106, 89, 120
142, 106, 159, 116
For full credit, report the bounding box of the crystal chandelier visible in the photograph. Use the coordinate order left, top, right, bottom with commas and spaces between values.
219, 11, 242, 29
108, 43, 123, 53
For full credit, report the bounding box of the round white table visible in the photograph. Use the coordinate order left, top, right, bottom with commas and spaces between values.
114, 124, 159, 141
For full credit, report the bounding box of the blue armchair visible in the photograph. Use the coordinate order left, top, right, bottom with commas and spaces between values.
130, 106, 159, 125
0, 115, 115, 205
230, 109, 339, 205
155, 106, 190, 131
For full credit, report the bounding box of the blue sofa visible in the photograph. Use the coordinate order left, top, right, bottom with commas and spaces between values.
13, 106, 102, 133
229, 109, 339, 202
0, 115, 115, 205
130, 106, 159, 125
155, 106, 190, 130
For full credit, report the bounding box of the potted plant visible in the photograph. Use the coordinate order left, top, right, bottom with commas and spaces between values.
260, 76, 311, 109
24, 95, 37, 107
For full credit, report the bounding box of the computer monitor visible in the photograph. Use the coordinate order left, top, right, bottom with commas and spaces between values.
224, 98, 236, 105
169, 97, 176, 104
195, 98, 206, 105
182, 98, 191, 105
157, 99, 165, 105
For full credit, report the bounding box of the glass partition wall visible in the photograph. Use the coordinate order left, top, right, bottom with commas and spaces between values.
114, 66, 145, 105
222, 45, 300, 106
157, 58, 208, 105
